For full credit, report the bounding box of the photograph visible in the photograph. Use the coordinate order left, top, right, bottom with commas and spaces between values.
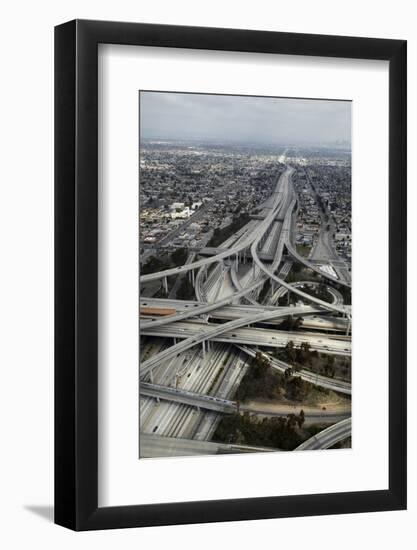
0, 1, 409, 540
138, 91, 352, 458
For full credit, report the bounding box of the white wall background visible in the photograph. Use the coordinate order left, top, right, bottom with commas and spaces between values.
0, 0, 414, 547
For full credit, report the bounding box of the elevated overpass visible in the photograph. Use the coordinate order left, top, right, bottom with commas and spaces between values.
237, 346, 351, 395
140, 298, 349, 332
140, 433, 278, 457
197, 246, 275, 263
140, 305, 324, 377
140, 382, 351, 421
141, 320, 351, 356
140, 167, 293, 284
294, 417, 351, 450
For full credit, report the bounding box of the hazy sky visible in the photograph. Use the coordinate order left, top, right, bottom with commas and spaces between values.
140, 92, 351, 146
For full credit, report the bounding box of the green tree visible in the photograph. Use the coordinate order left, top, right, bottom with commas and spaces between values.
171, 247, 187, 267
141, 255, 170, 275
284, 340, 297, 363
297, 409, 305, 428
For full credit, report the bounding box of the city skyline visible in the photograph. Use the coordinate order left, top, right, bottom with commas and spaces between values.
140, 91, 351, 147
139, 92, 352, 458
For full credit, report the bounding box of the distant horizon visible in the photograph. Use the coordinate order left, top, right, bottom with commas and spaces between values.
141, 136, 351, 150
140, 91, 351, 147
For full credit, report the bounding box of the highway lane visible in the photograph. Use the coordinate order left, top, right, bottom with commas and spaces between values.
168, 251, 197, 299
140, 297, 349, 332
139, 170, 307, 330
245, 176, 350, 316
144, 175, 291, 442
141, 320, 351, 356
288, 168, 351, 288
140, 171, 349, 375
141, 166, 352, 446
237, 346, 351, 395
140, 305, 325, 377
140, 167, 291, 284
141, 381, 236, 413
294, 417, 351, 450
210, 171, 290, 306
141, 167, 352, 452
192, 345, 250, 441
285, 238, 351, 288
140, 168, 350, 334
140, 340, 251, 440
183, 176, 293, 440
304, 167, 351, 286
271, 280, 344, 306
250, 232, 349, 316
140, 381, 350, 422
140, 433, 278, 457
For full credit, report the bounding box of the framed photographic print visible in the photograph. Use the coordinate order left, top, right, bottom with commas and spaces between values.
55, 20, 407, 530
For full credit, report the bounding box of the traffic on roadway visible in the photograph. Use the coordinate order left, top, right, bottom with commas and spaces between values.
140, 162, 352, 456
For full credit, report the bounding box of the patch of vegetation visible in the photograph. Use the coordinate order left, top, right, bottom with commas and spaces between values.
276, 341, 351, 382
235, 352, 329, 403
213, 411, 306, 450
296, 244, 312, 257
171, 247, 188, 267
141, 255, 171, 275
279, 341, 316, 370
207, 213, 250, 247
141, 247, 189, 276
286, 266, 320, 285
302, 282, 331, 302
337, 284, 351, 305
277, 316, 303, 331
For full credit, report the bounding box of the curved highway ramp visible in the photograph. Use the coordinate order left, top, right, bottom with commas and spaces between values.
294, 417, 351, 451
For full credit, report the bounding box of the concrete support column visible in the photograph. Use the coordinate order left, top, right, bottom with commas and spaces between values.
163, 276, 168, 293
202, 340, 206, 357
346, 316, 351, 336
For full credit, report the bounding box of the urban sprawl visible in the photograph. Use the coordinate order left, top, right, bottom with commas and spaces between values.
139, 140, 352, 458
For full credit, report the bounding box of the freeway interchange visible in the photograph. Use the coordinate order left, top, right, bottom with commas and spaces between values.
140, 166, 352, 456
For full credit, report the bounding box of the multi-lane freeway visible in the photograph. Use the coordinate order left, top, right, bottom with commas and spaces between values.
237, 346, 351, 395
140, 297, 350, 332
141, 319, 351, 356
139, 163, 352, 454
141, 381, 351, 421
140, 433, 278, 457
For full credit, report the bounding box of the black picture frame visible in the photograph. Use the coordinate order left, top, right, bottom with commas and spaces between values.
55, 19, 407, 531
